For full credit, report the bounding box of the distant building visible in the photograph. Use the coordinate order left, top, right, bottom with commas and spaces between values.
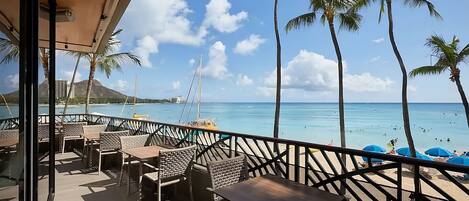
56, 80, 67, 98
55, 80, 75, 99
170, 96, 182, 104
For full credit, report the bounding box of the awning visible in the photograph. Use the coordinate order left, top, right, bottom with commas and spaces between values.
0, 0, 130, 53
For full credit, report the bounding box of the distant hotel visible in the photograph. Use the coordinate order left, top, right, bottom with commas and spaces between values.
170, 96, 183, 104
55, 80, 75, 99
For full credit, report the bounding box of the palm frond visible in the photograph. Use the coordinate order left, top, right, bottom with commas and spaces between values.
285, 12, 317, 33
409, 65, 448, 78
378, 0, 385, 23
337, 10, 362, 31
106, 52, 142, 66
0, 37, 19, 64
404, 0, 442, 19
426, 35, 457, 64
457, 42, 469, 63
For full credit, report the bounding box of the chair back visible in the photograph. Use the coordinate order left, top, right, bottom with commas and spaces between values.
38, 124, 49, 140
158, 145, 196, 180
0, 129, 19, 142
207, 155, 248, 201
100, 130, 129, 151
63, 122, 87, 137
119, 134, 149, 150
83, 124, 107, 137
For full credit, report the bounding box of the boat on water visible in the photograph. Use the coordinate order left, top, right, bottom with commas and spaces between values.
180, 56, 218, 130
121, 75, 150, 121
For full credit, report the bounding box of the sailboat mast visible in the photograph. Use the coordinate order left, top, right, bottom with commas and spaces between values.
197, 56, 202, 120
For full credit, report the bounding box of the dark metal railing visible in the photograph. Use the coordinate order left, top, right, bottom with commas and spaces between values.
1, 113, 468, 200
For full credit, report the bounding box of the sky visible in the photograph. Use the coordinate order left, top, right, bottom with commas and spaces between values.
1, 0, 469, 103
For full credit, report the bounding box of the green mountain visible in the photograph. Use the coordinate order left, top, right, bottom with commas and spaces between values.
2, 80, 169, 104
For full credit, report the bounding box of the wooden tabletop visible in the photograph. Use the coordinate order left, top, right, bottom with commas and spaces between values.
121, 145, 169, 160
0, 139, 19, 148
214, 174, 346, 201
82, 132, 100, 141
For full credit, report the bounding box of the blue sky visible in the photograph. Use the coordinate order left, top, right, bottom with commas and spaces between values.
1, 0, 469, 102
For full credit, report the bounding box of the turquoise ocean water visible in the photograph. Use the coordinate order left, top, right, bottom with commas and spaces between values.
1, 103, 467, 151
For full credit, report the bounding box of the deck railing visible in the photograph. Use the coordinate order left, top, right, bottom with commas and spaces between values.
1, 113, 468, 200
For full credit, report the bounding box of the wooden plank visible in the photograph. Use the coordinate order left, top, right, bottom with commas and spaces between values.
214, 174, 346, 201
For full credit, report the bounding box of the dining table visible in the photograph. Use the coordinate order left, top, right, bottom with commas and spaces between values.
121, 145, 173, 195
213, 174, 346, 201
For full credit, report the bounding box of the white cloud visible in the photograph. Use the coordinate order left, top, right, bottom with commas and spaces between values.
236, 74, 253, 86
172, 80, 181, 90
368, 56, 381, 63
264, 50, 393, 93
122, 0, 248, 68
116, 80, 128, 92
200, 41, 229, 79
408, 85, 417, 92
233, 34, 266, 55
6, 74, 19, 89
189, 58, 196, 65
372, 37, 385, 44
257, 87, 275, 97
62, 70, 82, 83
344, 73, 393, 92
202, 0, 248, 33
134, 35, 158, 68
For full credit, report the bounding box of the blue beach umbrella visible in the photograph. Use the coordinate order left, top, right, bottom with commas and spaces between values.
396, 147, 433, 161
362, 145, 386, 163
447, 156, 469, 166
425, 147, 453, 157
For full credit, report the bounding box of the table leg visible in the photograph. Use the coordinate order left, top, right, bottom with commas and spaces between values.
127, 157, 131, 195
88, 140, 93, 168
138, 161, 143, 199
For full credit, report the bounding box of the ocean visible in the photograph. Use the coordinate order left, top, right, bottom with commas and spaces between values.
1, 103, 468, 152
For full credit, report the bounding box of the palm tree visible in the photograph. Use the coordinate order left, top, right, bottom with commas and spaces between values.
0, 37, 50, 82
286, 0, 361, 154
410, 35, 469, 127
367, 0, 441, 158
69, 29, 141, 114
273, 0, 281, 139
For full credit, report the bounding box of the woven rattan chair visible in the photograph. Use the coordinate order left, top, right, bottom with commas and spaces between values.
94, 130, 129, 175
38, 124, 50, 143
0, 129, 19, 151
143, 145, 196, 201
82, 125, 107, 161
206, 155, 248, 201
61, 122, 87, 154
118, 134, 149, 186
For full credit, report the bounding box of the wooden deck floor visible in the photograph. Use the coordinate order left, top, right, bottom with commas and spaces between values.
0, 152, 139, 201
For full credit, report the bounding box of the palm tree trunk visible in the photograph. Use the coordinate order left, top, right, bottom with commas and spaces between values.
454, 75, 469, 127
273, 0, 281, 139
386, 0, 416, 158
85, 65, 95, 114
327, 20, 346, 195
63, 54, 81, 115
39, 48, 49, 81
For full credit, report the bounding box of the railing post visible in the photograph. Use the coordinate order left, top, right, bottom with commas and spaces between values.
413, 164, 421, 200
397, 163, 402, 201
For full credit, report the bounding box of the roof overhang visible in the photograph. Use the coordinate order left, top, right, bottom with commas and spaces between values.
0, 0, 130, 54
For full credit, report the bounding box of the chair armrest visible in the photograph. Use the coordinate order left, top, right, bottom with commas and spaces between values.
143, 162, 158, 170
206, 187, 214, 192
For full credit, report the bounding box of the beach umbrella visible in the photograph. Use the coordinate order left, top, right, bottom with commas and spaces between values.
416, 152, 433, 161
396, 147, 433, 161
363, 145, 386, 153
362, 145, 386, 163
466, 152, 469, 157
447, 156, 469, 166
396, 147, 411, 156
425, 147, 453, 157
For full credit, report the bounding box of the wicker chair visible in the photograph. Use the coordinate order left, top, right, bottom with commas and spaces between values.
61, 122, 87, 154
38, 124, 50, 143
0, 129, 19, 151
143, 145, 196, 201
95, 130, 129, 175
118, 134, 149, 186
82, 125, 107, 161
206, 155, 248, 201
